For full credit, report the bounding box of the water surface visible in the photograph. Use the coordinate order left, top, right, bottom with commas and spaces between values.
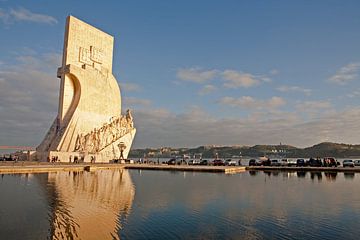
0, 170, 360, 239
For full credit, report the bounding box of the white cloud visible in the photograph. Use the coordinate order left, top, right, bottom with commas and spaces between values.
198, 84, 217, 95
347, 88, 360, 98
176, 67, 272, 89
328, 62, 360, 85
222, 70, 270, 88
295, 100, 332, 112
124, 97, 151, 107
121, 83, 141, 92
131, 106, 360, 148
277, 85, 312, 96
269, 69, 279, 75
177, 67, 217, 83
222, 70, 258, 88
0, 7, 57, 25
0, 50, 61, 146
219, 96, 286, 110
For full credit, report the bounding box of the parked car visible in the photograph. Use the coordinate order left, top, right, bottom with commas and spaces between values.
260, 159, 271, 166
178, 159, 188, 165
296, 159, 306, 167
213, 159, 225, 166
323, 157, 339, 167
199, 159, 210, 165
343, 159, 355, 167
270, 159, 281, 166
281, 159, 289, 166
167, 158, 176, 165
188, 159, 201, 165
249, 159, 259, 166
287, 159, 297, 166
281, 159, 296, 166
167, 158, 187, 165
307, 158, 322, 167
354, 160, 360, 166
3, 154, 13, 161
225, 159, 237, 166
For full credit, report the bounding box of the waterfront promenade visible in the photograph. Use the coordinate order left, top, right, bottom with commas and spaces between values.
0, 162, 246, 174
0, 162, 126, 174
125, 163, 246, 173
1, 161, 360, 174
247, 165, 360, 172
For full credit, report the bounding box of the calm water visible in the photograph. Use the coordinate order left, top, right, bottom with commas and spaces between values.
0, 170, 360, 239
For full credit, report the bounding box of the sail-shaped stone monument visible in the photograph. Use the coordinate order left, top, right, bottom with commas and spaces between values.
37, 16, 136, 162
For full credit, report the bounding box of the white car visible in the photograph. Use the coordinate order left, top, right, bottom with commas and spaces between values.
225, 159, 237, 166
188, 159, 201, 165
281, 159, 289, 166
354, 160, 360, 166
343, 159, 355, 167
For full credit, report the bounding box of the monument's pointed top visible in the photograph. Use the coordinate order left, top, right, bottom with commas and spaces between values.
66, 15, 114, 39
62, 14, 115, 73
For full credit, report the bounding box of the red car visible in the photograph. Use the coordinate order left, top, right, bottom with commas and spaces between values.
323, 157, 339, 167
212, 159, 225, 166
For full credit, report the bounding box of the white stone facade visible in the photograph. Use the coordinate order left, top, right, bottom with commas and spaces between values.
36, 16, 136, 162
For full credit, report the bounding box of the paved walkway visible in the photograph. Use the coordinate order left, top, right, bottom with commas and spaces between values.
124, 164, 246, 173
0, 162, 246, 174
247, 166, 360, 172
1, 162, 360, 174
0, 162, 124, 174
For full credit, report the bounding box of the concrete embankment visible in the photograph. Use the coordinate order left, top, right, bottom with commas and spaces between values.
1, 162, 360, 174
0, 162, 125, 174
246, 166, 360, 172
0, 162, 246, 174
124, 164, 246, 173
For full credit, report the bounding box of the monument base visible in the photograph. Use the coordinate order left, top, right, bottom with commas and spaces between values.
36, 129, 136, 163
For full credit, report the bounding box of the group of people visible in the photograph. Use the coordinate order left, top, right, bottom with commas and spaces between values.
48, 156, 60, 163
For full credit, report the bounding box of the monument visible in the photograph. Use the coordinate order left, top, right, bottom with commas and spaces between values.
36, 16, 136, 162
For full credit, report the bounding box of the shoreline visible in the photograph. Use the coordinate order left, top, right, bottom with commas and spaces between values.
246, 166, 360, 172
1, 161, 360, 174
0, 162, 125, 174
0, 162, 246, 174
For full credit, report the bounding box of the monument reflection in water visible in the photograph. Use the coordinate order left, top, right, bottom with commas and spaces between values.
46, 170, 134, 239
0, 170, 134, 240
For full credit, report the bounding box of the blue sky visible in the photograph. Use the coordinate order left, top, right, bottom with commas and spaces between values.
0, 0, 360, 148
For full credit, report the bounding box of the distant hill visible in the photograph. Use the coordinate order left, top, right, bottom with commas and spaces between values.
129, 142, 360, 159
300, 142, 360, 158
